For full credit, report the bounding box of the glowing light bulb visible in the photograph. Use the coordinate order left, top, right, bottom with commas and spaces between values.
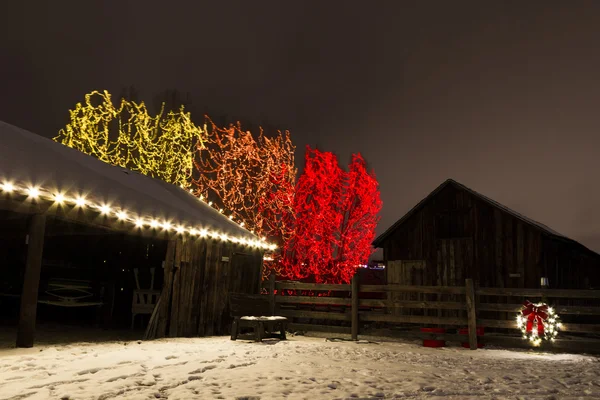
240, 222, 245, 227
117, 210, 128, 220
135, 218, 144, 228
150, 220, 159, 228
199, 194, 204, 200
1, 182, 14, 192
53, 193, 66, 204
27, 186, 40, 199
175, 225, 185, 234
189, 228, 199, 235
229, 215, 234, 220
219, 208, 223, 213
162, 221, 172, 230
99, 204, 111, 215
75, 196, 87, 207
199, 229, 208, 237
208, 201, 213, 206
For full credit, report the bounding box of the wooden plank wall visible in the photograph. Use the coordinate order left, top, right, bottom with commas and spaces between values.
148, 237, 263, 339
382, 184, 565, 292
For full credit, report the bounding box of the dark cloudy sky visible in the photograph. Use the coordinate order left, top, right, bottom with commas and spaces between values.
2, 1, 600, 252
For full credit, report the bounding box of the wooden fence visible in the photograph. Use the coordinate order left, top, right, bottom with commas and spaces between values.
262, 275, 600, 352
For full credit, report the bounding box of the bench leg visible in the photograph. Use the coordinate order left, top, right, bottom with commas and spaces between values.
280, 323, 287, 340
231, 319, 239, 340
255, 322, 264, 342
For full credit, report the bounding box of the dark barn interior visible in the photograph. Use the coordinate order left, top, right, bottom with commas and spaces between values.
0, 209, 167, 332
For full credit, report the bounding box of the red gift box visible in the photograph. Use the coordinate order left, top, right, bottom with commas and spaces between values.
420, 327, 446, 348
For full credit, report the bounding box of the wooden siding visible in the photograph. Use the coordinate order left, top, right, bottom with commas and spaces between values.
150, 237, 263, 338
382, 183, 597, 290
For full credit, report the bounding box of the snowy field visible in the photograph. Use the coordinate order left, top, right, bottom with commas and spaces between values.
0, 331, 599, 400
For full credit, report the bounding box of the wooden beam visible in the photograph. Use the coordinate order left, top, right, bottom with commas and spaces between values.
351, 274, 359, 340
360, 313, 467, 326
465, 279, 478, 350
361, 284, 466, 295
16, 213, 47, 348
476, 287, 600, 299
276, 282, 351, 291
269, 273, 276, 315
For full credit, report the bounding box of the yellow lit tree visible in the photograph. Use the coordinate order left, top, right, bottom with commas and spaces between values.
54, 90, 206, 187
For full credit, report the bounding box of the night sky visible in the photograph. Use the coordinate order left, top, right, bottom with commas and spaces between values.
2, 1, 600, 253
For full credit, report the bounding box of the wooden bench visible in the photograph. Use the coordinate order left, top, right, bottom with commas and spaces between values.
229, 293, 288, 342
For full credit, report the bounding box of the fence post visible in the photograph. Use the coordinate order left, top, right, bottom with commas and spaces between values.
351, 274, 359, 341
465, 278, 478, 350
269, 273, 276, 315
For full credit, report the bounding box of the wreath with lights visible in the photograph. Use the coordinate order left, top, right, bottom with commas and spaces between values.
516, 300, 561, 346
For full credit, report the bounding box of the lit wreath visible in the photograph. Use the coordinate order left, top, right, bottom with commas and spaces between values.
516, 301, 561, 346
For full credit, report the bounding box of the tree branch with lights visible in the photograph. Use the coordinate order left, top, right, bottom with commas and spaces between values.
54, 90, 207, 188
192, 117, 297, 271
282, 146, 381, 283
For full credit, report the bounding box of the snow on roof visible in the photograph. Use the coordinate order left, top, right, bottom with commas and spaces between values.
0, 121, 263, 246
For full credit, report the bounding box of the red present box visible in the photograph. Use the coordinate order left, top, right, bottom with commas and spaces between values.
420, 327, 446, 348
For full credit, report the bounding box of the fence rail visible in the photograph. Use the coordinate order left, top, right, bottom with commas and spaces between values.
262, 275, 600, 352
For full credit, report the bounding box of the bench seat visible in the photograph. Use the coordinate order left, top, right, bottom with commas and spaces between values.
229, 293, 288, 342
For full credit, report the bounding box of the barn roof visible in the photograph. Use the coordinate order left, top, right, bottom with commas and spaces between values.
0, 121, 271, 249
372, 179, 590, 253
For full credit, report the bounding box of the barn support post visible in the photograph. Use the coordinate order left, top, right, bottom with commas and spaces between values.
16, 213, 47, 348
351, 274, 360, 340
465, 278, 478, 350
268, 273, 276, 315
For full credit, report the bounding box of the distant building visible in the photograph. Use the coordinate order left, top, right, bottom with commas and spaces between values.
372, 179, 600, 290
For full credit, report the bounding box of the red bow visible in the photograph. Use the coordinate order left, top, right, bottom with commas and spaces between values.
522, 301, 549, 336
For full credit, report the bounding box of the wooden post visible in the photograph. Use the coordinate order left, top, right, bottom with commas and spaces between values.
465, 278, 478, 350
351, 274, 359, 340
16, 213, 47, 348
269, 273, 276, 315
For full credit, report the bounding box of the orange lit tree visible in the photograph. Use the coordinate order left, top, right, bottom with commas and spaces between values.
54, 90, 206, 187
192, 117, 296, 274
281, 146, 381, 283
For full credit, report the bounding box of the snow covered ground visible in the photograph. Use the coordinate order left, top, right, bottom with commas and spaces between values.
0, 332, 599, 400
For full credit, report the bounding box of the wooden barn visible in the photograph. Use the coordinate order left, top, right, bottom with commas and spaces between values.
372, 179, 600, 291
0, 121, 272, 347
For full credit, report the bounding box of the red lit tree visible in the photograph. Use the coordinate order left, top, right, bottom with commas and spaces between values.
281, 146, 345, 282
281, 147, 381, 283
332, 153, 382, 283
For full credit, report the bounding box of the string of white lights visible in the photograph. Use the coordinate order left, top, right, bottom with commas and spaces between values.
0, 180, 277, 251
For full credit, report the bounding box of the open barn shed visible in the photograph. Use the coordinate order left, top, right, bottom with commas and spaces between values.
0, 121, 271, 347
373, 179, 600, 291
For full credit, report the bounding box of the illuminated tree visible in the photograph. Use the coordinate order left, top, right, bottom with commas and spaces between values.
282, 146, 381, 283
192, 117, 296, 246
258, 162, 296, 278
333, 153, 382, 282
54, 90, 206, 187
